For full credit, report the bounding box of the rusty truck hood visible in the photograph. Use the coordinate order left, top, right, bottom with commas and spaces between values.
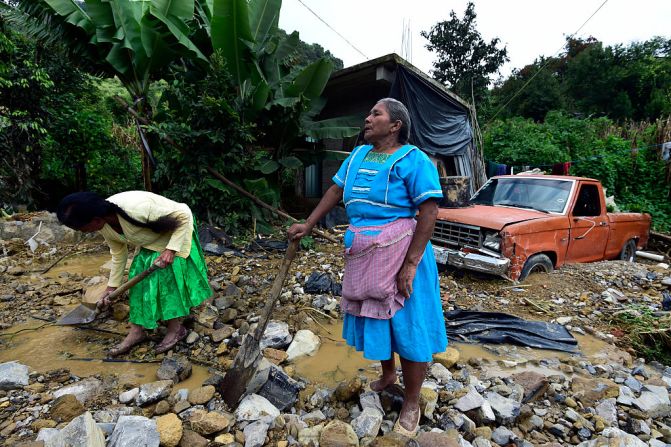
437, 205, 550, 231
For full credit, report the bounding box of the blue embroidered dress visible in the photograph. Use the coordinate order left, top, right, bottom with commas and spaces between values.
334, 144, 448, 362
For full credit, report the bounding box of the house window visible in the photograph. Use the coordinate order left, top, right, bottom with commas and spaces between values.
305, 163, 322, 198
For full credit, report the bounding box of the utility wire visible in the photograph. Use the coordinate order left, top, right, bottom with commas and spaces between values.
487, 0, 610, 124
294, 0, 369, 59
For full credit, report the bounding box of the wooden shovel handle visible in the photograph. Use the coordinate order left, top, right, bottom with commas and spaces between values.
106, 264, 159, 301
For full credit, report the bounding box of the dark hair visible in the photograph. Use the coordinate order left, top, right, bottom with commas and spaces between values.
377, 98, 411, 144
57, 192, 178, 233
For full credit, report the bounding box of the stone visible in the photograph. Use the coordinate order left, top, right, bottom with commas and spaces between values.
419, 388, 438, 420
260, 321, 293, 349
58, 412, 106, 447
595, 398, 617, 426
488, 392, 520, 424
455, 388, 485, 412
360, 391, 384, 415
302, 410, 327, 423
429, 363, 453, 383
299, 424, 324, 446
575, 427, 647, 447
617, 385, 635, 406
491, 426, 514, 445
0, 361, 29, 390
510, 371, 548, 403
286, 329, 320, 361
50, 394, 85, 423
219, 308, 238, 323
433, 348, 460, 369
112, 303, 130, 321
351, 407, 383, 439
157, 413, 183, 447
570, 377, 619, 406
244, 418, 271, 447
624, 376, 642, 393
250, 365, 300, 411
211, 326, 235, 343
633, 385, 671, 418
53, 378, 103, 405
195, 305, 219, 328
156, 356, 192, 383
188, 386, 215, 405
471, 438, 492, 447
154, 400, 170, 415
236, 394, 280, 421
416, 432, 460, 447
371, 432, 419, 446
473, 427, 492, 440
214, 295, 235, 310
136, 380, 173, 406
262, 347, 288, 365
32, 419, 57, 431
320, 420, 358, 447
185, 331, 199, 345
214, 433, 235, 444
335, 376, 363, 402
108, 415, 160, 447
179, 429, 208, 447
187, 409, 233, 435
36, 428, 61, 446
119, 388, 139, 404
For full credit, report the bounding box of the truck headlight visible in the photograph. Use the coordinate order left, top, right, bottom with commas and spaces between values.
483, 233, 501, 251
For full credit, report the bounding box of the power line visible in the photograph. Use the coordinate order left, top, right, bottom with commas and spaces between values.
487, 0, 610, 124
294, 0, 369, 60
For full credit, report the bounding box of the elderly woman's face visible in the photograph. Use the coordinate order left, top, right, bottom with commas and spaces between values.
364, 102, 400, 143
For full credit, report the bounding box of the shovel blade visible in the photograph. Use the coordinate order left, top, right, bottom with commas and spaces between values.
56, 303, 98, 325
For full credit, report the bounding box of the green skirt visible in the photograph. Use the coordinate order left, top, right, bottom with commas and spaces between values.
128, 229, 212, 329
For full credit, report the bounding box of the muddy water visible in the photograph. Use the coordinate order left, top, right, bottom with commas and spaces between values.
293, 320, 624, 385
43, 253, 109, 279
0, 321, 208, 390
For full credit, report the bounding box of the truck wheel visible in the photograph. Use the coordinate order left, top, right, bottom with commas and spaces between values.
519, 254, 554, 282
619, 239, 637, 262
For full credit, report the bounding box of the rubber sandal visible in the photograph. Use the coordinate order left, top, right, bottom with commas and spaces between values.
155, 326, 187, 354
392, 406, 421, 438
107, 334, 147, 357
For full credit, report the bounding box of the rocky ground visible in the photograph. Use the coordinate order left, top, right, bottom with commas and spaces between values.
1, 215, 671, 447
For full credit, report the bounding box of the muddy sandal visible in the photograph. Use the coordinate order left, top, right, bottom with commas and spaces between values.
107, 334, 147, 357
392, 406, 421, 438
155, 326, 187, 354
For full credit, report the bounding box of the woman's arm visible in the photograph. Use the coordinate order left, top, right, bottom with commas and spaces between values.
288, 184, 344, 240
397, 199, 439, 298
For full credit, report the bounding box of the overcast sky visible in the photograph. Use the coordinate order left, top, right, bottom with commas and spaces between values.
278, 0, 671, 79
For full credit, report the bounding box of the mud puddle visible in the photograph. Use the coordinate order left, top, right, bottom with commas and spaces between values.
42, 253, 109, 279
0, 320, 208, 389
293, 320, 626, 385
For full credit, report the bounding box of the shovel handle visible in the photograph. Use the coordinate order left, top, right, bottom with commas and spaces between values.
106, 264, 159, 301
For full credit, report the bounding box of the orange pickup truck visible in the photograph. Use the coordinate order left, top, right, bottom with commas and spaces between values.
431, 175, 652, 281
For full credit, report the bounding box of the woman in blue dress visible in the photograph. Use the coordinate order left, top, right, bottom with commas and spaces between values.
288, 98, 447, 436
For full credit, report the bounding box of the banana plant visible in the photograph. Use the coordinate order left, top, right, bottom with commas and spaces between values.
8, 0, 208, 189
206, 0, 359, 174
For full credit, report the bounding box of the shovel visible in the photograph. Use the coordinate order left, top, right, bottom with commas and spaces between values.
219, 239, 299, 407
56, 264, 159, 325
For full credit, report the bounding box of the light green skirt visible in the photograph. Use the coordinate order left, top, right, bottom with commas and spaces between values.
128, 229, 212, 329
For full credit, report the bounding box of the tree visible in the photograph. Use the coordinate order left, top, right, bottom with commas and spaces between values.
421, 2, 508, 102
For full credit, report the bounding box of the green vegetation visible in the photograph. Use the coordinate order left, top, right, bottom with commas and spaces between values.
613, 305, 671, 365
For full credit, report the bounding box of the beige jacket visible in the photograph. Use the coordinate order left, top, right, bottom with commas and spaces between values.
99, 191, 193, 287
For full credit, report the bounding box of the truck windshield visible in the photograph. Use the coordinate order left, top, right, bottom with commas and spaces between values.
471, 178, 574, 214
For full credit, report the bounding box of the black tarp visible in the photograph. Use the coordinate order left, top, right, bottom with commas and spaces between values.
389, 65, 473, 156
445, 309, 579, 353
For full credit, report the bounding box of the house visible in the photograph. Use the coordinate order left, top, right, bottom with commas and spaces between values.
293, 53, 487, 214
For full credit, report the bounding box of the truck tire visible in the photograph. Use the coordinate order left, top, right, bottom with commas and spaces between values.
619, 239, 637, 262
519, 254, 554, 282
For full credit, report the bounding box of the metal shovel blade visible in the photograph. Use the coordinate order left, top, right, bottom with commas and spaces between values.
56, 302, 99, 326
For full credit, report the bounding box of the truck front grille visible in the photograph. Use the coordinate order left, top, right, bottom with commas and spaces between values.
432, 221, 481, 247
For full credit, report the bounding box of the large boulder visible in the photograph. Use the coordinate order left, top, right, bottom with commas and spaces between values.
136, 380, 173, 406
156, 413, 183, 447
260, 321, 292, 349
108, 415, 160, 447
320, 420, 358, 447
37, 412, 106, 447
236, 394, 280, 421
53, 378, 103, 405
286, 329, 320, 362
156, 356, 192, 383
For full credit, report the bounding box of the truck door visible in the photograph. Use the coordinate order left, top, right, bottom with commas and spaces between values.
566, 182, 610, 263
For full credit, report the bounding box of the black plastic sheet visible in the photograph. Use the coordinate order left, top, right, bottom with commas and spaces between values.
305, 271, 342, 296
445, 309, 578, 353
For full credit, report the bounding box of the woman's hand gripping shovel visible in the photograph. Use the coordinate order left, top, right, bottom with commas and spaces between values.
219, 239, 300, 407
56, 264, 160, 326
